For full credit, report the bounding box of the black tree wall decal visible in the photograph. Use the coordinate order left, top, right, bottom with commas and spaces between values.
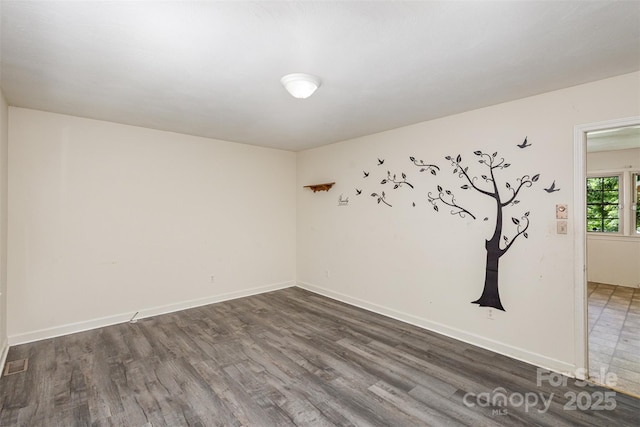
431, 151, 540, 311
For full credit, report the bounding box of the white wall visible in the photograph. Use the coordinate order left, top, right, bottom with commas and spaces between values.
587, 148, 640, 287
588, 148, 640, 170
8, 108, 296, 343
297, 72, 640, 374
0, 91, 8, 365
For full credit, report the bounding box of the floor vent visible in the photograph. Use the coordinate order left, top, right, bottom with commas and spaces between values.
4, 358, 29, 376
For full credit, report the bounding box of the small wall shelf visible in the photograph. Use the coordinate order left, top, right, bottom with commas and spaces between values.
304, 182, 335, 193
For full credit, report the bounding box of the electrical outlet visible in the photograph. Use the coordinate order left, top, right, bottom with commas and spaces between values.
488, 309, 494, 320
210, 275, 215, 284
325, 270, 330, 278
557, 221, 567, 234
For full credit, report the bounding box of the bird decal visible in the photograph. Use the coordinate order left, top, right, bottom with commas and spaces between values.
363, 171, 369, 178
377, 158, 385, 166
544, 180, 560, 193
356, 189, 362, 195
517, 137, 531, 149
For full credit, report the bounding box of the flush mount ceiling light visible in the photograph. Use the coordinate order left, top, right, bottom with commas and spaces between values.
280, 73, 321, 99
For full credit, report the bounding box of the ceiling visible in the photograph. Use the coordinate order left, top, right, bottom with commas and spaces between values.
1, 1, 639, 152
587, 126, 640, 152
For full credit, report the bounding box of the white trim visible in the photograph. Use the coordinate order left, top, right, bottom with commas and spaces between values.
587, 234, 640, 243
296, 281, 576, 376
0, 338, 8, 374
574, 123, 588, 379
574, 115, 640, 380
8, 281, 294, 346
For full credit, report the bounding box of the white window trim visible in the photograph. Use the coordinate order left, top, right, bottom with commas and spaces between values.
586, 168, 640, 238
586, 172, 623, 236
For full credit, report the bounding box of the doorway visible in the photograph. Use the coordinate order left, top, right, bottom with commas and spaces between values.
574, 116, 640, 397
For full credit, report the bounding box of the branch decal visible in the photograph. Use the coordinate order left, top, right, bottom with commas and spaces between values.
371, 192, 392, 207
501, 211, 530, 255
428, 185, 476, 219
410, 156, 439, 176
381, 171, 414, 189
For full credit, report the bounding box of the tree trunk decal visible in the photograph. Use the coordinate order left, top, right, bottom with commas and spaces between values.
430, 151, 539, 311
360, 141, 543, 312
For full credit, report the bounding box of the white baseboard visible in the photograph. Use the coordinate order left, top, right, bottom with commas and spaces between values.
8, 281, 294, 346
7, 280, 577, 378
296, 281, 577, 376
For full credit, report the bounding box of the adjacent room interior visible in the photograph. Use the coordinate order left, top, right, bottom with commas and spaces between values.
0, 1, 639, 425
586, 127, 640, 395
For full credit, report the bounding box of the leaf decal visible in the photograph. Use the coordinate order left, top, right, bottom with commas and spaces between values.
532, 174, 540, 182
512, 217, 520, 225
456, 154, 462, 163
474, 150, 482, 155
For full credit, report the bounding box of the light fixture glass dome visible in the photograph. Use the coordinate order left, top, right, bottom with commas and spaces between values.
280, 73, 321, 99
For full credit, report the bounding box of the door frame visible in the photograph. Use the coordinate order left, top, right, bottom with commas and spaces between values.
573, 115, 640, 380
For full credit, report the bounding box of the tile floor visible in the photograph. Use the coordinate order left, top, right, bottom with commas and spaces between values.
588, 282, 640, 396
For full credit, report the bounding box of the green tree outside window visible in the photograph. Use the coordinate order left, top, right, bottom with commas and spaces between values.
587, 176, 619, 233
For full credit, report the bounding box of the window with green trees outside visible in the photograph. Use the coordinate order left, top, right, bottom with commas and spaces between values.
587, 176, 620, 233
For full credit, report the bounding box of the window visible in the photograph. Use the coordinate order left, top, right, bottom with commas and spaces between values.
587, 176, 620, 233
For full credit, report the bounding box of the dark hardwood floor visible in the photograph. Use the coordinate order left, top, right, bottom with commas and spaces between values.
1, 287, 639, 426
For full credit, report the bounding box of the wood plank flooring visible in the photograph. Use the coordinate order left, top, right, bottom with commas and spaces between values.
1, 287, 639, 426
